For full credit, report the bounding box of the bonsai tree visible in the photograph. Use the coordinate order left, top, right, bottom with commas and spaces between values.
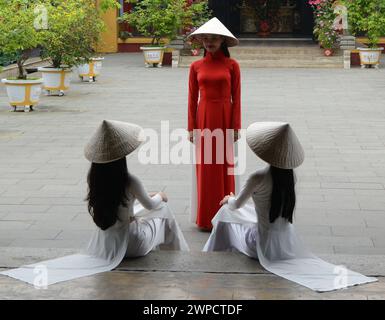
343, 0, 385, 48
0, 0, 44, 79
120, 0, 202, 47
40, 0, 119, 68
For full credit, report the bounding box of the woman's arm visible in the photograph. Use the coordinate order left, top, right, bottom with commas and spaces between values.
231, 60, 241, 131
188, 62, 199, 133
128, 174, 163, 210
226, 172, 263, 210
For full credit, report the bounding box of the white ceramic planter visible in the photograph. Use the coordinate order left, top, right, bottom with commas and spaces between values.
357, 47, 384, 68
38, 67, 72, 96
1, 78, 43, 112
139, 46, 165, 67
77, 57, 104, 82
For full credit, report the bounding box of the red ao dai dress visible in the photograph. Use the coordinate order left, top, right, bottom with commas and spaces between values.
188, 49, 241, 229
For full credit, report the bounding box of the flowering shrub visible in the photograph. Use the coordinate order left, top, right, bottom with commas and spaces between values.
182, 1, 212, 53
309, 0, 339, 49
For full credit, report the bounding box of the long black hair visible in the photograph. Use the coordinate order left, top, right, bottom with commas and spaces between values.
203, 40, 230, 58
269, 166, 296, 223
86, 157, 130, 230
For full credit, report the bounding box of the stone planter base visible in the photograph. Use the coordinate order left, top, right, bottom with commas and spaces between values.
357, 47, 384, 68
38, 67, 72, 96
77, 57, 104, 82
1, 78, 43, 112
140, 47, 165, 68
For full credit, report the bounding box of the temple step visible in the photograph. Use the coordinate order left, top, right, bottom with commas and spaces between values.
179, 45, 344, 68
1, 247, 384, 276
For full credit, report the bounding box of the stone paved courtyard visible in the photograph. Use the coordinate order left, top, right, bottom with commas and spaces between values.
0, 53, 385, 299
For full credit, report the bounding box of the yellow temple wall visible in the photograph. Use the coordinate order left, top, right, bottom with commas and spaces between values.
96, 0, 118, 53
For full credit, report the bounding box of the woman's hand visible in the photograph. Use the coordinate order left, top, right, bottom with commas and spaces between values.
129, 216, 136, 223
188, 131, 194, 143
149, 191, 168, 202
219, 192, 234, 205
158, 191, 168, 202
190, 130, 238, 142
234, 130, 240, 142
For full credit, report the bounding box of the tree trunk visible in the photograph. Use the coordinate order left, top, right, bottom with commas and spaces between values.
17, 59, 26, 80
17, 49, 34, 80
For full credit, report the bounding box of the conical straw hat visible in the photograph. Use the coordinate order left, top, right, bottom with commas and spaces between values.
186, 17, 239, 47
84, 120, 144, 163
246, 122, 305, 169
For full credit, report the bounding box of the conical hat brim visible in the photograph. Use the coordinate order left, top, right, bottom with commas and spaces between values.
186, 17, 239, 47
246, 122, 305, 169
84, 120, 144, 163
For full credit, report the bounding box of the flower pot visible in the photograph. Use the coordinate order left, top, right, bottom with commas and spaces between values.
258, 20, 271, 37
38, 67, 72, 96
357, 47, 384, 68
1, 78, 43, 112
191, 48, 201, 56
77, 57, 104, 82
139, 46, 165, 68
323, 48, 333, 57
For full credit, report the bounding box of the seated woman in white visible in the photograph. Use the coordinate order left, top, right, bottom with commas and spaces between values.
203, 122, 377, 292
1, 120, 188, 287
85, 120, 189, 260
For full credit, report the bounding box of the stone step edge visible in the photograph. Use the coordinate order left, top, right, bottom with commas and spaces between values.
230, 55, 343, 59
179, 63, 343, 68
0, 247, 383, 276
229, 50, 339, 54
179, 65, 344, 68
180, 57, 343, 62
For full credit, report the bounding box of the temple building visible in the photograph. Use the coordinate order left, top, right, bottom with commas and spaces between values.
97, 0, 315, 53
96, 0, 384, 68
209, 0, 314, 38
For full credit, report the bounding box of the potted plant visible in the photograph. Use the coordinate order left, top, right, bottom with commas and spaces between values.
251, 0, 282, 37
77, 0, 120, 82
343, 0, 385, 68
77, 57, 105, 83
309, 0, 339, 56
0, 0, 44, 112
120, 0, 196, 67
38, 0, 112, 94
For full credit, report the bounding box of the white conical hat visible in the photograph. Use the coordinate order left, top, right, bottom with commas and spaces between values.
186, 17, 239, 47
246, 122, 305, 169
84, 120, 144, 163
